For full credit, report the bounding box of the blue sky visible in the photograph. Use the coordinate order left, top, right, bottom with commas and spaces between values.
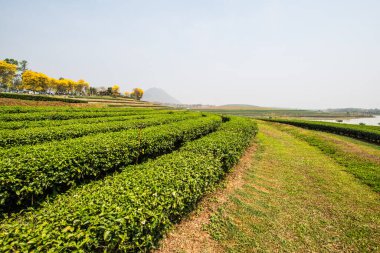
1, 0, 379, 108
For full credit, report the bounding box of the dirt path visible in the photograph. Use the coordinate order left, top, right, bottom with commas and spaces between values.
155, 121, 380, 252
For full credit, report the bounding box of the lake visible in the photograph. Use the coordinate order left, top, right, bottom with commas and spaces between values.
314, 115, 380, 126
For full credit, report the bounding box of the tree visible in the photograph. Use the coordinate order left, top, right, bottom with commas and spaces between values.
36, 72, 49, 92
89, 87, 97, 96
112, 85, 120, 96
124, 91, 130, 97
22, 70, 39, 92
67, 79, 76, 94
22, 70, 49, 93
76, 79, 90, 95
18, 60, 28, 73
0, 60, 17, 90
49, 78, 68, 94
4, 58, 18, 66
131, 88, 144, 100
107, 87, 112, 96
11, 59, 28, 91
13, 78, 23, 91
49, 78, 59, 93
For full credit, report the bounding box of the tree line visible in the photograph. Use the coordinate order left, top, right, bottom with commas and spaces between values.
0, 59, 144, 100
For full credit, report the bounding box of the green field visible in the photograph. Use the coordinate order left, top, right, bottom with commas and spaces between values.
0, 106, 257, 251
0, 105, 379, 252
262, 118, 380, 144
205, 121, 380, 252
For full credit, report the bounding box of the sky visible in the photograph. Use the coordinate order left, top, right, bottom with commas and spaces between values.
0, 0, 379, 108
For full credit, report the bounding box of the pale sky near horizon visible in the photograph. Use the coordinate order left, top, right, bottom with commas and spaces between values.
1, 0, 379, 108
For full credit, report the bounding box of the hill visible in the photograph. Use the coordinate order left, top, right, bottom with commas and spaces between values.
143, 88, 181, 104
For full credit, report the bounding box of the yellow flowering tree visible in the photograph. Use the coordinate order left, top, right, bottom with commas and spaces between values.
36, 72, 50, 92
21, 70, 49, 93
112, 85, 120, 96
75, 79, 90, 95
49, 78, 59, 93
124, 91, 130, 97
65, 79, 76, 94
15, 65, 91, 95
0, 60, 17, 90
22, 70, 37, 91
131, 88, 144, 100
49, 78, 68, 94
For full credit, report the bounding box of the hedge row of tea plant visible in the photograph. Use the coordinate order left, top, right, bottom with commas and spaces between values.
0, 115, 222, 211
0, 117, 257, 252
0, 114, 146, 130
0, 92, 88, 103
0, 106, 166, 114
263, 118, 380, 144
0, 110, 182, 130
182, 116, 258, 170
0, 109, 166, 122
0, 113, 200, 148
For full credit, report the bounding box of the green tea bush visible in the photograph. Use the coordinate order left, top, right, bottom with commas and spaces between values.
263, 118, 380, 144
0, 116, 221, 211
0, 92, 88, 103
0, 106, 166, 114
0, 113, 200, 147
0, 117, 257, 252
0, 110, 182, 130
0, 110, 167, 122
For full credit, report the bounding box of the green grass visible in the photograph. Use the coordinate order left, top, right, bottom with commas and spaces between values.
262, 118, 380, 144
270, 121, 380, 192
207, 121, 380, 252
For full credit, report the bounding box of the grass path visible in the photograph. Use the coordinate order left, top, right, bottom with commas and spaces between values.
207, 122, 380, 252
157, 121, 380, 252
270, 122, 380, 192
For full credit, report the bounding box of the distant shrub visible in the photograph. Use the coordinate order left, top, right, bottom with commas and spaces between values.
0, 92, 87, 103
263, 118, 380, 144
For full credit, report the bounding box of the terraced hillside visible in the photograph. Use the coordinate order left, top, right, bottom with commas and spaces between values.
0, 93, 166, 108
73, 95, 166, 108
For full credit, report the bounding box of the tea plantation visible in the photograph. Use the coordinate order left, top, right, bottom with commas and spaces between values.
0, 106, 258, 252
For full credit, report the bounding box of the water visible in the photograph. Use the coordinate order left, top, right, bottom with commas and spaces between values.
314, 115, 380, 126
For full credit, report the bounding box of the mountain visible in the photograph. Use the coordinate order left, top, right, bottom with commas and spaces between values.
143, 88, 181, 104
